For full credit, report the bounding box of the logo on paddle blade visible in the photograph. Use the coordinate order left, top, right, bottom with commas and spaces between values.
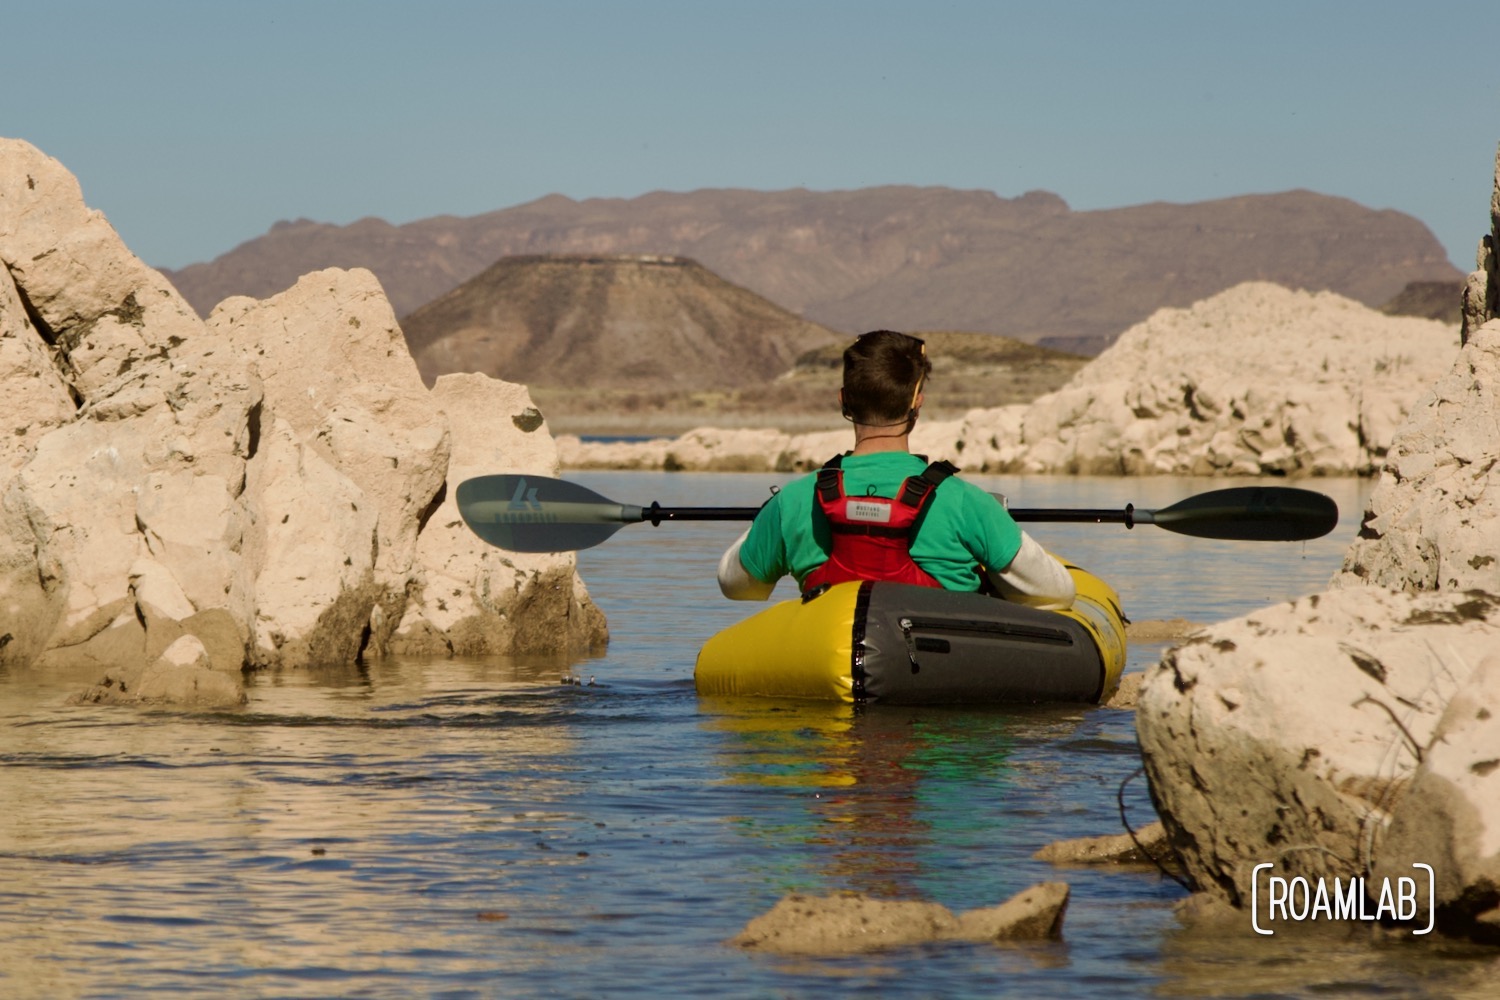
508, 479, 542, 511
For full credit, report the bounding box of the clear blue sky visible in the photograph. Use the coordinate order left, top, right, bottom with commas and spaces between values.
7, 1, 1497, 271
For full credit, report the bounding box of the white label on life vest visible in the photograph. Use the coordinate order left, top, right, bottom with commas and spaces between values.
847, 500, 893, 523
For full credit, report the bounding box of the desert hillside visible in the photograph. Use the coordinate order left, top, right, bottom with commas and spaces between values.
400, 253, 842, 388
164, 186, 1460, 355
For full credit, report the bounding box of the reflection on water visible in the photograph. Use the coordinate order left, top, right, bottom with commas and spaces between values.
701, 698, 1093, 900
8, 473, 1490, 997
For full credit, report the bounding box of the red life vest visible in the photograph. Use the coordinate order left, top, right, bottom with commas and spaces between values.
801, 455, 958, 592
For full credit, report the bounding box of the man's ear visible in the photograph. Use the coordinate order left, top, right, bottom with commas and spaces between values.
839, 387, 852, 419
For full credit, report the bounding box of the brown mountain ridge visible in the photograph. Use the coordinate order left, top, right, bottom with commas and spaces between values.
163, 185, 1461, 356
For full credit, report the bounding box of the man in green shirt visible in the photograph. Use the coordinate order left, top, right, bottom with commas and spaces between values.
718, 330, 1075, 608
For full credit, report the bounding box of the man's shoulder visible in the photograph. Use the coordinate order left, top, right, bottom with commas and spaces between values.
931, 467, 1004, 509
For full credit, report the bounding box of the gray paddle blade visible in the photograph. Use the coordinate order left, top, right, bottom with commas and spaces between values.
456, 475, 640, 552
1147, 486, 1339, 541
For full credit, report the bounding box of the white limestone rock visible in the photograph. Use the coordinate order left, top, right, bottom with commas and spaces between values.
0, 265, 75, 477
392, 373, 606, 656
209, 268, 452, 650
1, 139, 609, 702
952, 405, 1026, 470
1135, 587, 1500, 908
1334, 321, 1500, 592
240, 416, 379, 669
4, 325, 261, 683
0, 139, 204, 399
980, 283, 1458, 477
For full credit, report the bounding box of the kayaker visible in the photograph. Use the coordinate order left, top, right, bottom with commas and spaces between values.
718, 330, 1076, 608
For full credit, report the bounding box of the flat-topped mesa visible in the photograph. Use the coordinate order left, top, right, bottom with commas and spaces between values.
398, 251, 844, 391
497, 252, 695, 267
0, 137, 606, 706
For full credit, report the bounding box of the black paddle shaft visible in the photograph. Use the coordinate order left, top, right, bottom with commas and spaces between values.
456, 475, 1339, 551
635, 504, 762, 524
1007, 506, 1143, 526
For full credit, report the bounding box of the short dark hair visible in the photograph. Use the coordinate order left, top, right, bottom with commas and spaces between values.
841, 330, 931, 424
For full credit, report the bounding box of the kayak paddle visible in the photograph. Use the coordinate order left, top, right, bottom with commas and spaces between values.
456, 475, 1340, 552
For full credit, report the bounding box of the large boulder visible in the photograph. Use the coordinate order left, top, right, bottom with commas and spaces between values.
1136, 587, 1500, 909
1, 139, 261, 688
0, 137, 606, 701
208, 268, 453, 666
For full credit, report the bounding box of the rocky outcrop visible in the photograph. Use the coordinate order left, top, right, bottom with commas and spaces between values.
0, 138, 605, 704
729, 883, 1069, 955
1137, 588, 1500, 911
1135, 320, 1500, 942
1461, 144, 1500, 346
205, 268, 457, 669
1, 139, 261, 700
959, 283, 1459, 477
1134, 154, 1500, 941
1332, 321, 1500, 591
390, 373, 607, 655
1128, 269, 1494, 935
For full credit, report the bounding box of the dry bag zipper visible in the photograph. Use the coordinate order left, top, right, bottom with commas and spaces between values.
897, 615, 1075, 675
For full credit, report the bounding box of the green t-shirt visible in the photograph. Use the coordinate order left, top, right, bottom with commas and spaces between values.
738, 452, 1023, 592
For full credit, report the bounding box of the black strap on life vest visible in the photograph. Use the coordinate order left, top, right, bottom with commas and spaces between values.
814, 454, 958, 539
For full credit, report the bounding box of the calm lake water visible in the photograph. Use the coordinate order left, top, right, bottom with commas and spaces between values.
3, 472, 1497, 997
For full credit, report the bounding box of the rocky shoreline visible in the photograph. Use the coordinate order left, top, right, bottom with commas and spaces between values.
1, 139, 606, 706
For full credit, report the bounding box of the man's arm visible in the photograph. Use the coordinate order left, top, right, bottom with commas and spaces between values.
985, 532, 1076, 610
717, 528, 778, 600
